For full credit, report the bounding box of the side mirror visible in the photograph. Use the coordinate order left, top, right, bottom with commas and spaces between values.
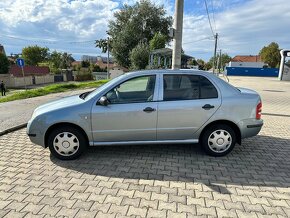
98, 96, 109, 106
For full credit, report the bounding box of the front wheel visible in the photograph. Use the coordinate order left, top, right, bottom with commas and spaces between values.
201, 124, 236, 157
48, 126, 87, 160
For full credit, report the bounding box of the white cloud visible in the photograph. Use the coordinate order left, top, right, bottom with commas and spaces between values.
182, 0, 290, 60
0, 0, 289, 61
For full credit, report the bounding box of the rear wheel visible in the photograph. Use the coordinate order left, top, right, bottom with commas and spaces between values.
48, 126, 87, 160
201, 124, 236, 157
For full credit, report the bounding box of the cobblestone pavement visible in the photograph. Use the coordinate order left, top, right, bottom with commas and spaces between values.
0, 77, 290, 217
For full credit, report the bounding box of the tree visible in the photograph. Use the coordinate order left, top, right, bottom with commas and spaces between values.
208, 53, 231, 70
22, 45, 49, 66
129, 43, 150, 70
0, 53, 9, 74
149, 33, 167, 50
96, 0, 172, 68
188, 58, 198, 66
81, 60, 90, 68
95, 38, 112, 53
49, 51, 62, 69
60, 52, 74, 69
196, 59, 206, 70
259, 42, 280, 68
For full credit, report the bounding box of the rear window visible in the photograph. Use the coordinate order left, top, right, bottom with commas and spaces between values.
163, 75, 218, 101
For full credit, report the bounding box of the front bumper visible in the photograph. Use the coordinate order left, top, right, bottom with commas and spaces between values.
27, 119, 46, 148
238, 118, 263, 139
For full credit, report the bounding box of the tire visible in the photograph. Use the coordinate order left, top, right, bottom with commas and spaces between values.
201, 124, 236, 157
47, 126, 87, 160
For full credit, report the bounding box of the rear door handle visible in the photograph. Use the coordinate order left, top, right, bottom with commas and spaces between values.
202, 104, 215, 110
143, 107, 156, 112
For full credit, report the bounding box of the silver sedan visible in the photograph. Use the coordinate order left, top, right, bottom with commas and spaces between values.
27, 70, 263, 160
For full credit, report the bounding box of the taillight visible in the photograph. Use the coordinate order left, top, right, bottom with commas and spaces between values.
256, 102, 262, 119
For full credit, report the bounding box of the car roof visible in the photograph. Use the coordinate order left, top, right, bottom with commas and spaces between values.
125, 69, 213, 76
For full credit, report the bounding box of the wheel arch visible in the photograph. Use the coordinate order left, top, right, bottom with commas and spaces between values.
44, 122, 89, 148
199, 120, 241, 145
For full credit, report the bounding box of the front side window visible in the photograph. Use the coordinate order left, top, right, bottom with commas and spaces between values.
163, 75, 218, 101
106, 75, 156, 104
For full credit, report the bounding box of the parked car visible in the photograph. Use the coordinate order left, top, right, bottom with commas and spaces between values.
27, 70, 263, 160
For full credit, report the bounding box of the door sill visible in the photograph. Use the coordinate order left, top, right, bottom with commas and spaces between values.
90, 139, 199, 146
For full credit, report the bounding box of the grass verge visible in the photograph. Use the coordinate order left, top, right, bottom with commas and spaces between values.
0, 80, 108, 103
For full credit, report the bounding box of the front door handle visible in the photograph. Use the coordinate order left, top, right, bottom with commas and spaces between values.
143, 107, 156, 112
202, 104, 215, 110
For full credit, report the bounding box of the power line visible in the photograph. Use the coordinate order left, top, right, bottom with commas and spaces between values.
211, 0, 217, 32
204, 0, 215, 37
0, 34, 95, 45
183, 36, 213, 45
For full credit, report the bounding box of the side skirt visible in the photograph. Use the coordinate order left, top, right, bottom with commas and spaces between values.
89, 139, 199, 146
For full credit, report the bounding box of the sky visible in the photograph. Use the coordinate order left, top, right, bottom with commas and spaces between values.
0, 0, 289, 61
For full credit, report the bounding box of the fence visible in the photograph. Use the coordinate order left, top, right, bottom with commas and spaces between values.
225, 67, 279, 77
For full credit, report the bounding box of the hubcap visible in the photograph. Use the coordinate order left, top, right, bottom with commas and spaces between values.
208, 129, 232, 153
53, 132, 79, 156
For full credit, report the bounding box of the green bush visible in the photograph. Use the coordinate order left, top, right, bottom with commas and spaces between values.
75, 73, 93, 81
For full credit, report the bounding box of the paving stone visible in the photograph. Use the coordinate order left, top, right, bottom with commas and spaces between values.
1, 77, 290, 218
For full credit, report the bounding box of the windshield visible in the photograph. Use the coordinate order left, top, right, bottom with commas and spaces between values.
84, 74, 127, 100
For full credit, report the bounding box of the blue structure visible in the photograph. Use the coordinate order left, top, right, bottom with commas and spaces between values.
226, 67, 279, 77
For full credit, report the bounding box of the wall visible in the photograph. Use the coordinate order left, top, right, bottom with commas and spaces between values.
92, 72, 107, 80
0, 74, 54, 87
228, 61, 265, 68
226, 67, 279, 77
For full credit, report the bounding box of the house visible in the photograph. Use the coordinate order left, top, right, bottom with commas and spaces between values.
96, 56, 115, 69
0, 44, 6, 56
228, 55, 265, 68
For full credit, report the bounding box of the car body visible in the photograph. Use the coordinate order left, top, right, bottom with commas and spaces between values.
27, 70, 263, 159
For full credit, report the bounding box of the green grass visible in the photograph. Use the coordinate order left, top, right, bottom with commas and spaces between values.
0, 80, 108, 103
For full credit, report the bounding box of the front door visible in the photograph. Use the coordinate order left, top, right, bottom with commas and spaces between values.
91, 75, 158, 142
157, 74, 222, 140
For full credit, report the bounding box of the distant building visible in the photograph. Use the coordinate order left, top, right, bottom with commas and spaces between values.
96, 56, 115, 69
0, 44, 6, 56
80, 55, 115, 69
81, 55, 98, 62
228, 55, 265, 68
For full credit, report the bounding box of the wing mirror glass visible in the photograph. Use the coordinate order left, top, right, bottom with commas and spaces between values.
98, 96, 109, 106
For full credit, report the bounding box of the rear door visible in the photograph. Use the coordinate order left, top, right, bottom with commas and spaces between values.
157, 74, 221, 140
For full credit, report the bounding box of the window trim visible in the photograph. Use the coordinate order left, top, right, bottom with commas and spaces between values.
161, 74, 219, 102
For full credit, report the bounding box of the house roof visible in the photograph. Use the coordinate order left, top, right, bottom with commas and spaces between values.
9, 66, 50, 77
231, 55, 262, 62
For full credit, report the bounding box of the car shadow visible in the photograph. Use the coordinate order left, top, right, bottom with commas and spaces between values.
51, 134, 290, 193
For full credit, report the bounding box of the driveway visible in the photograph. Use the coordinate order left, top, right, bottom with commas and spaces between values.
0, 76, 289, 217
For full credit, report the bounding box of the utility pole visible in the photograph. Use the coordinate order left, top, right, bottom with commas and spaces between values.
212, 33, 218, 75
172, 0, 184, 70
107, 37, 110, 79
218, 49, 222, 74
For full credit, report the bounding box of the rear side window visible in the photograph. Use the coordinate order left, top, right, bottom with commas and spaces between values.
163, 75, 218, 101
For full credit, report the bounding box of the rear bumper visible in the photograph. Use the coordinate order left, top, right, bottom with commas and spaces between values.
238, 119, 263, 139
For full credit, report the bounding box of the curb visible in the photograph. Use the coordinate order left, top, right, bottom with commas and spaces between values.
0, 123, 27, 136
